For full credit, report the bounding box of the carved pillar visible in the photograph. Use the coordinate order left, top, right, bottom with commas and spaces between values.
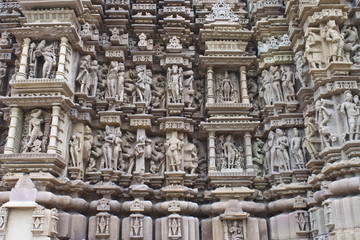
4, 107, 23, 154
244, 132, 253, 172
16, 38, 31, 80
207, 66, 215, 104
208, 131, 216, 172
56, 36, 69, 80
240, 66, 250, 104
47, 105, 61, 154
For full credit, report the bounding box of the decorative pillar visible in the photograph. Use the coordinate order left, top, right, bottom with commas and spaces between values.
207, 66, 215, 104
244, 132, 253, 172
56, 36, 69, 80
4, 107, 23, 154
47, 105, 61, 154
208, 131, 216, 172
240, 66, 250, 104
16, 38, 31, 81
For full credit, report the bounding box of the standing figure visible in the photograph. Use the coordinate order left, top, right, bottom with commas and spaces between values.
324, 20, 345, 62
42, 43, 56, 78
88, 60, 99, 96
23, 109, 44, 153
340, 90, 358, 141
261, 69, 274, 105
106, 61, 119, 98
165, 135, 183, 172
222, 71, 233, 102
69, 132, 82, 167
304, 117, 319, 160
117, 63, 125, 103
270, 66, 284, 102
281, 66, 296, 102
135, 66, 146, 102
222, 135, 238, 169
76, 55, 91, 93
113, 127, 122, 171
290, 128, 305, 169
183, 74, 195, 107
294, 51, 307, 87
264, 131, 276, 173
167, 65, 183, 103
102, 126, 115, 169
275, 129, 290, 171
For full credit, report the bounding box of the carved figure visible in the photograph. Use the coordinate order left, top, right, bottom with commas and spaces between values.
281, 66, 296, 102
260, 69, 274, 105
305, 31, 323, 68
304, 117, 319, 160
184, 141, 198, 174
275, 129, 290, 171
323, 20, 345, 62
87, 60, 99, 96
270, 66, 284, 102
23, 109, 44, 153
316, 99, 337, 147
294, 51, 307, 87
41, 43, 56, 78
222, 135, 239, 169
152, 75, 166, 108
106, 61, 118, 98
290, 128, 305, 169
83, 125, 93, 164
116, 63, 125, 103
222, 71, 233, 102
340, 90, 358, 141
342, 26, 360, 62
167, 65, 183, 103
69, 132, 82, 167
113, 127, 122, 171
183, 75, 195, 107
102, 125, 115, 169
76, 55, 91, 93
165, 135, 183, 172
252, 138, 265, 176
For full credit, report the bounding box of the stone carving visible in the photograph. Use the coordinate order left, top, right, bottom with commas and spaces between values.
260, 69, 274, 105
121, 131, 137, 174
323, 20, 345, 63
216, 135, 244, 171
275, 129, 290, 171
315, 99, 337, 147
69, 131, 82, 167
216, 72, 239, 103
138, 33, 153, 51
86, 130, 104, 173
184, 140, 198, 174
152, 75, 166, 108
29, 40, 58, 78
135, 65, 152, 105
165, 135, 183, 172
167, 36, 182, 51
304, 117, 319, 160
223, 220, 244, 240
305, 31, 323, 69
183, 74, 194, 108
167, 65, 183, 103
150, 137, 166, 174
270, 66, 284, 102
290, 128, 305, 169
280, 66, 296, 102
206, 0, 239, 22
342, 26, 360, 62
102, 125, 116, 170
194, 80, 204, 114
258, 34, 291, 54
252, 138, 265, 177
294, 51, 307, 87
76, 55, 91, 93
22, 109, 45, 153
340, 90, 359, 141
80, 22, 99, 40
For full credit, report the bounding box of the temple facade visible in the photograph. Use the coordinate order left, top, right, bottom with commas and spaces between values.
0, 0, 358, 239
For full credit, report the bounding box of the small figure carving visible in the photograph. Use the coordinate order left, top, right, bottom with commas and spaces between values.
316, 99, 337, 147
106, 61, 118, 98
270, 66, 284, 102
252, 138, 265, 177
290, 128, 305, 169
323, 20, 345, 62
102, 125, 115, 169
23, 109, 44, 153
184, 140, 198, 174
69, 131, 82, 167
281, 66, 296, 102
340, 90, 358, 141
151, 75, 166, 108
304, 117, 319, 160
165, 135, 183, 172
222, 135, 240, 170
113, 127, 122, 171
183, 74, 194, 107
305, 31, 323, 68
275, 129, 290, 171
76, 55, 91, 93
167, 65, 183, 103
260, 69, 274, 105
342, 26, 360, 62
294, 51, 307, 87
